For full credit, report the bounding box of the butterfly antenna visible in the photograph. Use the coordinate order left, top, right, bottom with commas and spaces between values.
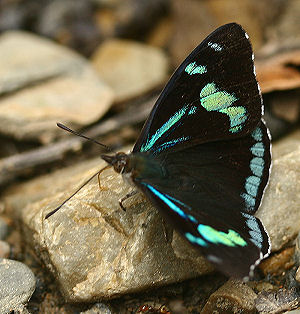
57, 123, 112, 151
45, 169, 105, 219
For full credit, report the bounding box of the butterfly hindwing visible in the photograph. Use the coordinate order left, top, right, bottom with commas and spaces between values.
133, 23, 262, 155
137, 180, 269, 278
132, 120, 271, 278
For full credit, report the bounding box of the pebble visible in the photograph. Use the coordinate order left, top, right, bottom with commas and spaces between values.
255, 288, 299, 313
0, 258, 36, 314
80, 303, 112, 314
92, 39, 169, 102
201, 279, 257, 313
259, 247, 295, 277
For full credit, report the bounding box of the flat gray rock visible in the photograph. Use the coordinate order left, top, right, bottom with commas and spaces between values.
0, 258, 35, 314
0, 31, 114, 143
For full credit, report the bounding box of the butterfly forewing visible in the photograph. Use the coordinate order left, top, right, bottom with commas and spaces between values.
133, 23, 262, 155
130, 23, 271, 278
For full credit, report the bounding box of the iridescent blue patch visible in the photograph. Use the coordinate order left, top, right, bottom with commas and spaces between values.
185, 62, 207, 75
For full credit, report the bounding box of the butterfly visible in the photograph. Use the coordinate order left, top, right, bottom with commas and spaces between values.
47, 23, 271, 280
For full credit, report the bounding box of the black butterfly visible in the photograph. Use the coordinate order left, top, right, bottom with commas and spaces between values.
48, 23, 271, 279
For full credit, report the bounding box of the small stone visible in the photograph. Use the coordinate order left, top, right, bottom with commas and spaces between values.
0, 258, 36, 313
92, 39, 169, 102
0, 240, 10, 258
201, 279, 257, 314
259, 247, 295, 277
255, 288, 299, 313
80, 303, 112, 314
0, 31, 114, 143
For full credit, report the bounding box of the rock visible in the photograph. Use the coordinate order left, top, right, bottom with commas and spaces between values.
0, 31, 114, 143
271, 129, 300, 160
3, 154, 213, 302
91, 39, 169, 102
201, 279, 257, 314
257, 140, 300, 252
0, 241, 10, 258
0, 258, 36, 314
255, 288, 299, 313
259, 247, 295, 277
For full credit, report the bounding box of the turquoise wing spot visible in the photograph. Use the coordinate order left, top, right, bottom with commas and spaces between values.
251, 142, 264, 157
250, 157, 264, 177
187, 215, 198, 223
201, 91, 237, 111
185, 232, 207, 247
241, 126, 266, 211
200, 82, 218, 98
251, 127, 263, 141
245, 176, 260, 197
199, 83, 247, 133
219, 106, 247, 133
144, 184, 197, 224
140, 105, 189, 152
155, 136, 190, 153
198, 224, 247, 247
185, 62, 207, 75
188, 105, 197, 115
242, 213, 263, 249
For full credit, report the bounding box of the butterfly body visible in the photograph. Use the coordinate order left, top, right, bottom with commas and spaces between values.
101, 23, 271, 279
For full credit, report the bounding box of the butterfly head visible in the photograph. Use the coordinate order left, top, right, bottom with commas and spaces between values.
101, 152, 131, 174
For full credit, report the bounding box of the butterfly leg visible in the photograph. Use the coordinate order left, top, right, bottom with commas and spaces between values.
119, 190, 138, 211
97, 165, 111, 191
